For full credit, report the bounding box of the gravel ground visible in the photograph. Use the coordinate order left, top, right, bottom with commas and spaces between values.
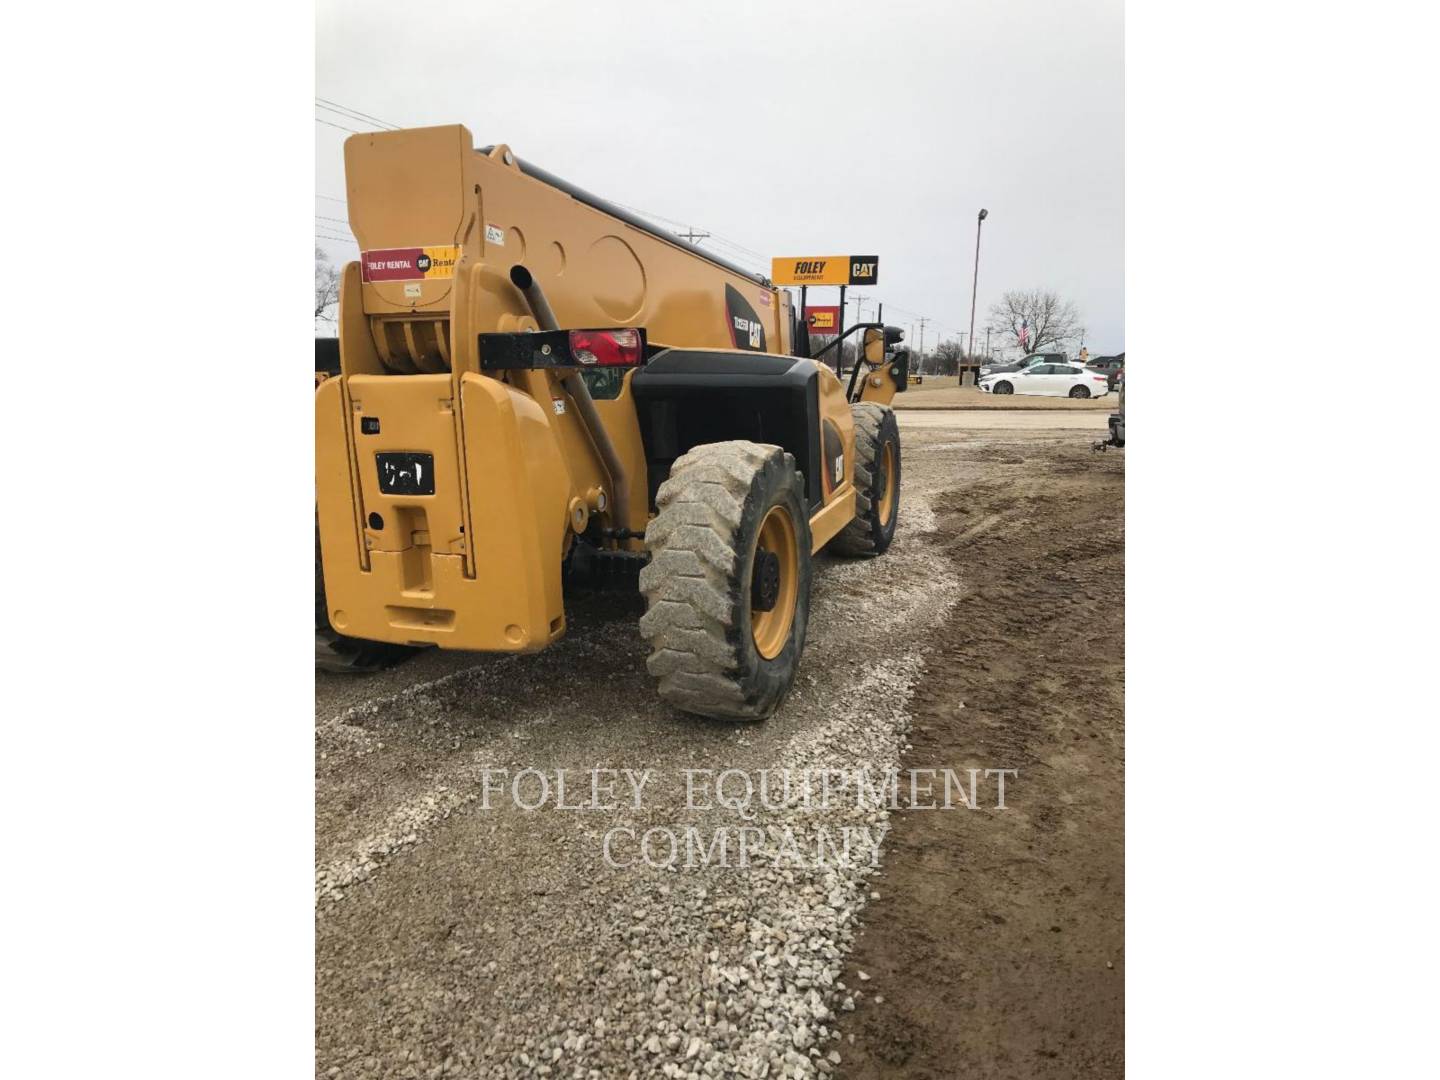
316, 411, 1121, 1078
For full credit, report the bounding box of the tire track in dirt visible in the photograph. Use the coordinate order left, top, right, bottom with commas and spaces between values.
832, 436, 1124, 1079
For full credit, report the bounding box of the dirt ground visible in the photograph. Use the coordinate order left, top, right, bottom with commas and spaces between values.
831, 417, 1125, 1079
315, 409, 1124, 1078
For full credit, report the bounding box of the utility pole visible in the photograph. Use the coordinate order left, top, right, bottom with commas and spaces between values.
964, 208, 989, 386
917, 317, 929, 373
985, 327, 991, 359
677, 228, 710, 245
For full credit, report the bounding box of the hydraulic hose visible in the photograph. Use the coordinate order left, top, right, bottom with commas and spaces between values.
508, 265, 633, 536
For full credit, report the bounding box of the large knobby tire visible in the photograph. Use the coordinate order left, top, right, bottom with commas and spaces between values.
315, 525, 416, 674
827, 403, 900, 557
639, 441, 812, 720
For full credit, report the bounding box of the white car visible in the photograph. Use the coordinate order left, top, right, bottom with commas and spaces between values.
979, 362, 1110, 399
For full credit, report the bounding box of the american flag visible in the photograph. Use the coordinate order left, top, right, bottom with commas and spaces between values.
1018, 318, 1029, 348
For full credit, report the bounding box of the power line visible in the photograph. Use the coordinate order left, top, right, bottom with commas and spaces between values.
312, 117, 770, 275
311, 124, 771, 274
611, 200, 767, 264
315, 98, 401, 131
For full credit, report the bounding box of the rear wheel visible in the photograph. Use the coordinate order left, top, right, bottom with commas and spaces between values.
1069, 384, 1091, 399
828, 403, 900, 557
993, 381, 1013, 395
639, 441, 812, 720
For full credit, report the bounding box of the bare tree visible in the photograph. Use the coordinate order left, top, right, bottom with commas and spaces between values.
931, 339, 965, 376
807, 337, 860, 373
986, 289, 1081, 355
315, 247, 341, 326
806, 333, 836, 361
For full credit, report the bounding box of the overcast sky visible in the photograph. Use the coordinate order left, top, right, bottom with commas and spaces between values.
317, 0, 1122, 355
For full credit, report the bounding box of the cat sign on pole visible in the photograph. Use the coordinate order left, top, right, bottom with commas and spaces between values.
770, 256, 879, 368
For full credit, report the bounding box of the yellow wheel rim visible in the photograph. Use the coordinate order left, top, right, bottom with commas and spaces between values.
877, 442, 897, 526
750, 505, 799, 660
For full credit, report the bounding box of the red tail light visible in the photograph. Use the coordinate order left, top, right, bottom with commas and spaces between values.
570, 329, 642, 367
1092, 375, 1107, 382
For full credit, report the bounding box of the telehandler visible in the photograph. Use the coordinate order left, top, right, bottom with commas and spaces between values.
316, 125, 908, 719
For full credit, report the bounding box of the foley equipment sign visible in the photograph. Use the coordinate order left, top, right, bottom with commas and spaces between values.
770, 255, 879, 287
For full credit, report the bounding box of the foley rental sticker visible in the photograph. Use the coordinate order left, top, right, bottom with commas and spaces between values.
360, 245, 461, 283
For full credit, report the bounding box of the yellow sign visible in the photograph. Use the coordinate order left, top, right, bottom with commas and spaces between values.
771, 255, 879, 287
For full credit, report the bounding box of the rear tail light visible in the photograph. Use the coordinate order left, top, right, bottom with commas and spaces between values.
570, 329, 642, 367
1093, 376, 1107, 382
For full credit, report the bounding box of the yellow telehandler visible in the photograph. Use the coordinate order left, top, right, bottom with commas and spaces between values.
316, 125, 908, 719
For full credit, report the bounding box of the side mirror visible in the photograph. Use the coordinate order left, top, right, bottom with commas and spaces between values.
862, 327, 884, 364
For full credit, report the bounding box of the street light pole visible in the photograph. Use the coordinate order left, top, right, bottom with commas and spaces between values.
963, 207, 989, 386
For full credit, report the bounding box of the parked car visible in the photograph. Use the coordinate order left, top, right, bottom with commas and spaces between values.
979, 362, 1110, 398
978, 351, 1067, 377
1085, 352, 1125, 391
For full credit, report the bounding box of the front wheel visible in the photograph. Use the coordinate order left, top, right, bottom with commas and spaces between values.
1069, 384, 1091, 399
639, 441, 812, 720
828, 403, 900, 557
993, 381, 1013, 395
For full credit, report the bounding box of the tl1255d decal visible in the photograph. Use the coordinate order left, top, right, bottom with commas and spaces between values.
724, 284, 767, 352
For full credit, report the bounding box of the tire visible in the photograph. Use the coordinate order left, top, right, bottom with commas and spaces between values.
315, 524, 417, 674
993, 381, 1013, 395
828, 403, 900, 557
639, 441, 812, 720
1069, 384, 1091, 399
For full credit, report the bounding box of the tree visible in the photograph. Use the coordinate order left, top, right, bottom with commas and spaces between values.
806, 333, 836, 361
315, 247, 341, 327
931, 339, 965, 376
986, 289, 1081, 355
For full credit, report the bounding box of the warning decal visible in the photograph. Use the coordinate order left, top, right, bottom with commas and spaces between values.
360, 245, 461, 283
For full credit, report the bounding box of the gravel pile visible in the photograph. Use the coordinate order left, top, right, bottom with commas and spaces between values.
317, 448, 964, 1079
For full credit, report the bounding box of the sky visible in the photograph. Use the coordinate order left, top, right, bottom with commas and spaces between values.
316, 0, 1123, 356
